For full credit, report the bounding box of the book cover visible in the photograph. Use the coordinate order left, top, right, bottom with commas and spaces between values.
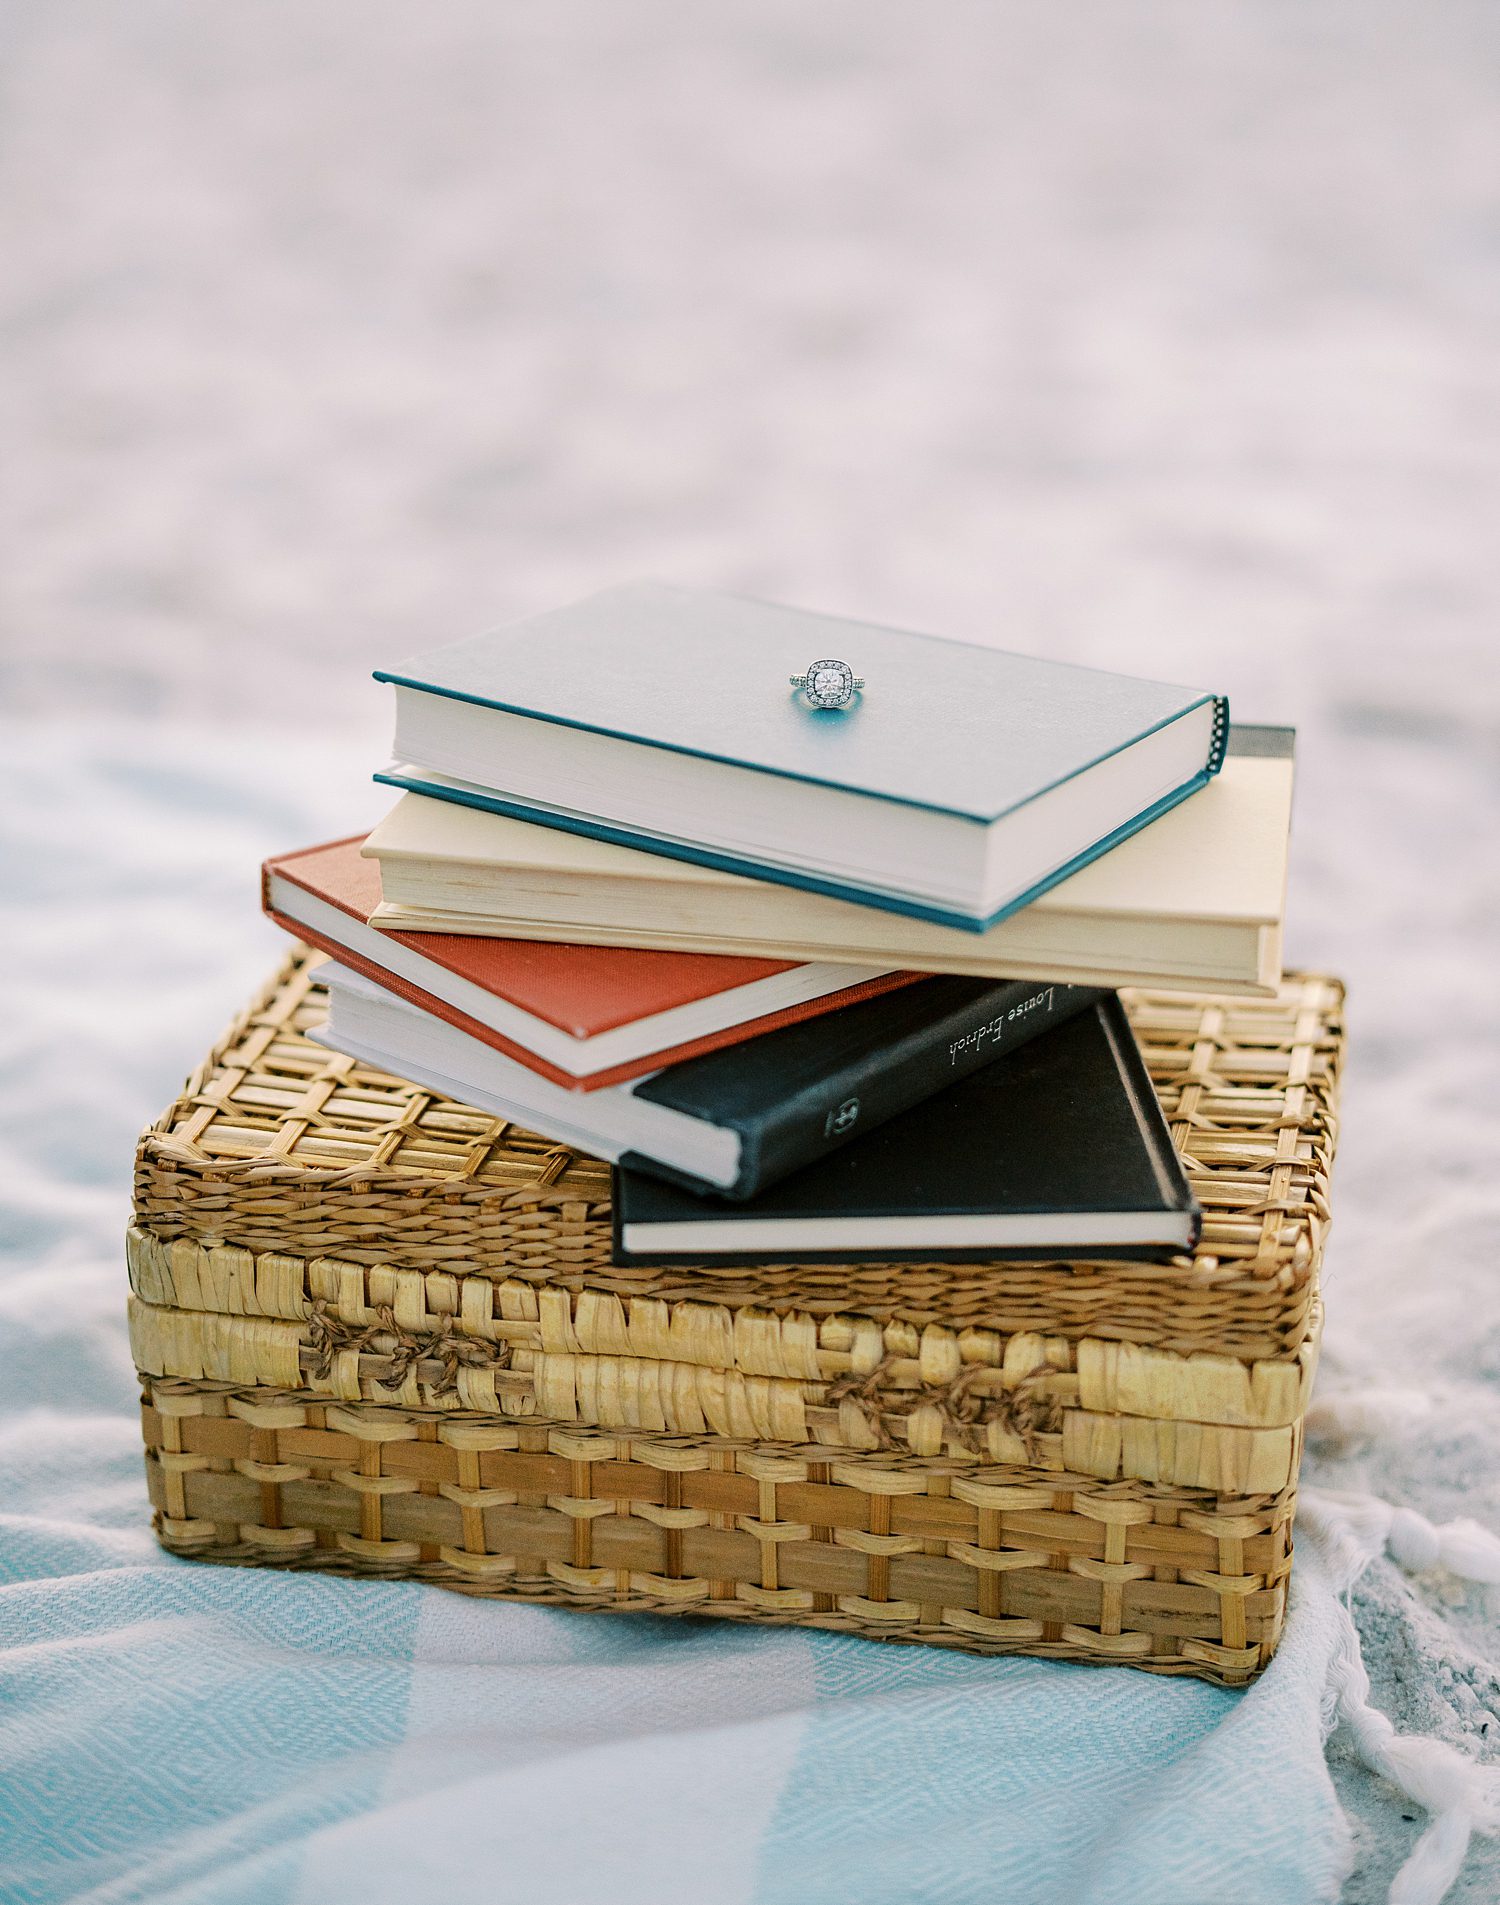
264, 838, 915, 1091
612, 996, 1200, 1261
308, 963, 1100, 1201
625, 977, 1102, 1198
364, 728, 1293, 994
374, 582, 1229, 929
377, 582, 1223, 822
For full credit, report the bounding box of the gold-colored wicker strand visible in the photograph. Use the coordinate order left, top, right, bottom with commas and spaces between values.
127, 951, 1344, 1686
133, 952, 1342, 1358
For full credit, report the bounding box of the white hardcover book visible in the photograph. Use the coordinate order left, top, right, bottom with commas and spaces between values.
374, 581, 1229, 930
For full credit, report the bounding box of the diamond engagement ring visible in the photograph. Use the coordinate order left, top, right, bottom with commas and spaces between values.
790, 659, 865, 709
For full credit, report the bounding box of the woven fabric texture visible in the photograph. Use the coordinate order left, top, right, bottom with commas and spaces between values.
121, 953, 1345, 1685
135, 951, 1341, 1357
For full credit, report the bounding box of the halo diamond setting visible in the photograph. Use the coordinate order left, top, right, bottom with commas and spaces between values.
790, 658, 864, 709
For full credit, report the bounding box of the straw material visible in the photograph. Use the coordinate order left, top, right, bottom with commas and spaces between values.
127, 1229, 1319, 1493
134, 951, 1342, 1359
141, 1374, 1293, 1685
128, 950, 1345, 1681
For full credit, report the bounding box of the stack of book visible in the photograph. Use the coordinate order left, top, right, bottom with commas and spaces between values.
264, 581, 1293, 1270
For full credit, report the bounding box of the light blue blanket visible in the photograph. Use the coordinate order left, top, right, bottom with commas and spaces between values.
14, 717, 1500, 1905
0, 719, 1365, 1905
1, 1489, 1356, 1905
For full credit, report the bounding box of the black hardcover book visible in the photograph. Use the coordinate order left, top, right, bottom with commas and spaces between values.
621, 976, 1102, 1200
612, 996, 1200, 1263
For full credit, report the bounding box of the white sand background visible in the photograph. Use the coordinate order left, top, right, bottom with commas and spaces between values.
2, 4, 1499, 1899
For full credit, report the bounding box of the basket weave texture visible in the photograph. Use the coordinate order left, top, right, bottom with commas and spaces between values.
131, 951, 1344, 1685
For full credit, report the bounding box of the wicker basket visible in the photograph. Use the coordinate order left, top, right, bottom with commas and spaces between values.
130, 951, 1343, 1685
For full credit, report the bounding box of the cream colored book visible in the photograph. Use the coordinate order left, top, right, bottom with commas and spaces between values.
364, 729, 1293, 994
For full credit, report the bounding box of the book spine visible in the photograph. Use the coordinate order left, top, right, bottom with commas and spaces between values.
724, 980, 1104, 1199
1206, 695, 1232, 775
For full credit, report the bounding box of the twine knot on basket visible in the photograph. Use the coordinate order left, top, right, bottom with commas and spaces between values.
825, 1357, 1061, 1456
305, 1301, 510, 1396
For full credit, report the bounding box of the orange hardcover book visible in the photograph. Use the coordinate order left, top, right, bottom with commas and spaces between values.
262, 838, 915, 1092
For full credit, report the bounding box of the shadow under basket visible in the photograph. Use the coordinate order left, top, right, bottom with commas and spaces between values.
131, 951, 1344, 1687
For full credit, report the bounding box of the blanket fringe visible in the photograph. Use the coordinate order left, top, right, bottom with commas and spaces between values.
1300, 1489, 1500, 1905
1304, 1387, 1434, 1449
